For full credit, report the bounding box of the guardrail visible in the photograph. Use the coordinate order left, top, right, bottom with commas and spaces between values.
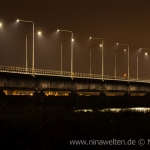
0, 65, 150, 83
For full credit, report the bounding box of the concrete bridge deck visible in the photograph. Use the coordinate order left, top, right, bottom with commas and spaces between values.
0, 70, 150, 96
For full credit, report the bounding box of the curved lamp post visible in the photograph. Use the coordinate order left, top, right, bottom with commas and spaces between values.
57, 29, 74, 77
17, 19, 34, 73
140, 48, 150, 51
137, 52, 148, 80
89, 37, 104, 80
137, 48, 150, 80
26, 32, 41, 68
114, 49, 126, 78
60, 40, 69, 71
117, 43, 129, 81
90, 45, 102, 75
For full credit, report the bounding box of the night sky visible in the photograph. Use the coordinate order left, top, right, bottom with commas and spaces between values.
0, 0, 150, 78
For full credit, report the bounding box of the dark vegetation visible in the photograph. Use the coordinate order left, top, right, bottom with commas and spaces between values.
0, 96, 150, 149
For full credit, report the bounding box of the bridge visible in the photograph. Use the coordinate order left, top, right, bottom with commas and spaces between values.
0, 65, 150, 96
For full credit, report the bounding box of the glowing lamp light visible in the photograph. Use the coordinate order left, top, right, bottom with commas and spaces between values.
100, 44, 102, 47
72, 39, 74, 42
117, 43, 119, 45
0, 23, 2, 27
89, 37, 92, 39
57, 29, 59, 32
124, 49, 126, 51
145, 53, 148, 56
38, 31, 41, 35
17, 19, 19, 22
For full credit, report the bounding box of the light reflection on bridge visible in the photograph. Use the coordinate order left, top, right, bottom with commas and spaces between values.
3, 90, 146, 96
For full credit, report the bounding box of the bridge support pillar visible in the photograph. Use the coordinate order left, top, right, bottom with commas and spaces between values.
145, 93, 150, 96
33, 90, 45, 96
33, 90, 45, 102
67, 91, 78, 109
69, 91, 78, 96
99, 92, 106, 96
124, 92, 131, 96
0, 90, 6, 96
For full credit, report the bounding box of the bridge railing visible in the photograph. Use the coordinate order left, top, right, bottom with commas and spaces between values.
33, 68, 72, 77
0, 66, 33, 74
73, 72, 102, 79
0, 65, 150, 83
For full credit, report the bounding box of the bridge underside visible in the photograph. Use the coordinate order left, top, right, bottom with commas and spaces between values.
0, 72, 150, 96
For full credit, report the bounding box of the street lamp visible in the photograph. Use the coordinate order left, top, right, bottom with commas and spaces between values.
57, 29, 74, 77
137, 48, 150, 80
17, 19, 35, 73
38, 31, 41, 35
137, 52, 148, 80
89, 37, 104, 80
60, 40, 69, 71
26, 31, 42, 68
139, 48, 150, 51
90, 45, 101, 74
114, 49, 126, 79
117, 43, 129, 81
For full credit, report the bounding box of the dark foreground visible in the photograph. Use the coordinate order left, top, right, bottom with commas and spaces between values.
1, 96, 150, 149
